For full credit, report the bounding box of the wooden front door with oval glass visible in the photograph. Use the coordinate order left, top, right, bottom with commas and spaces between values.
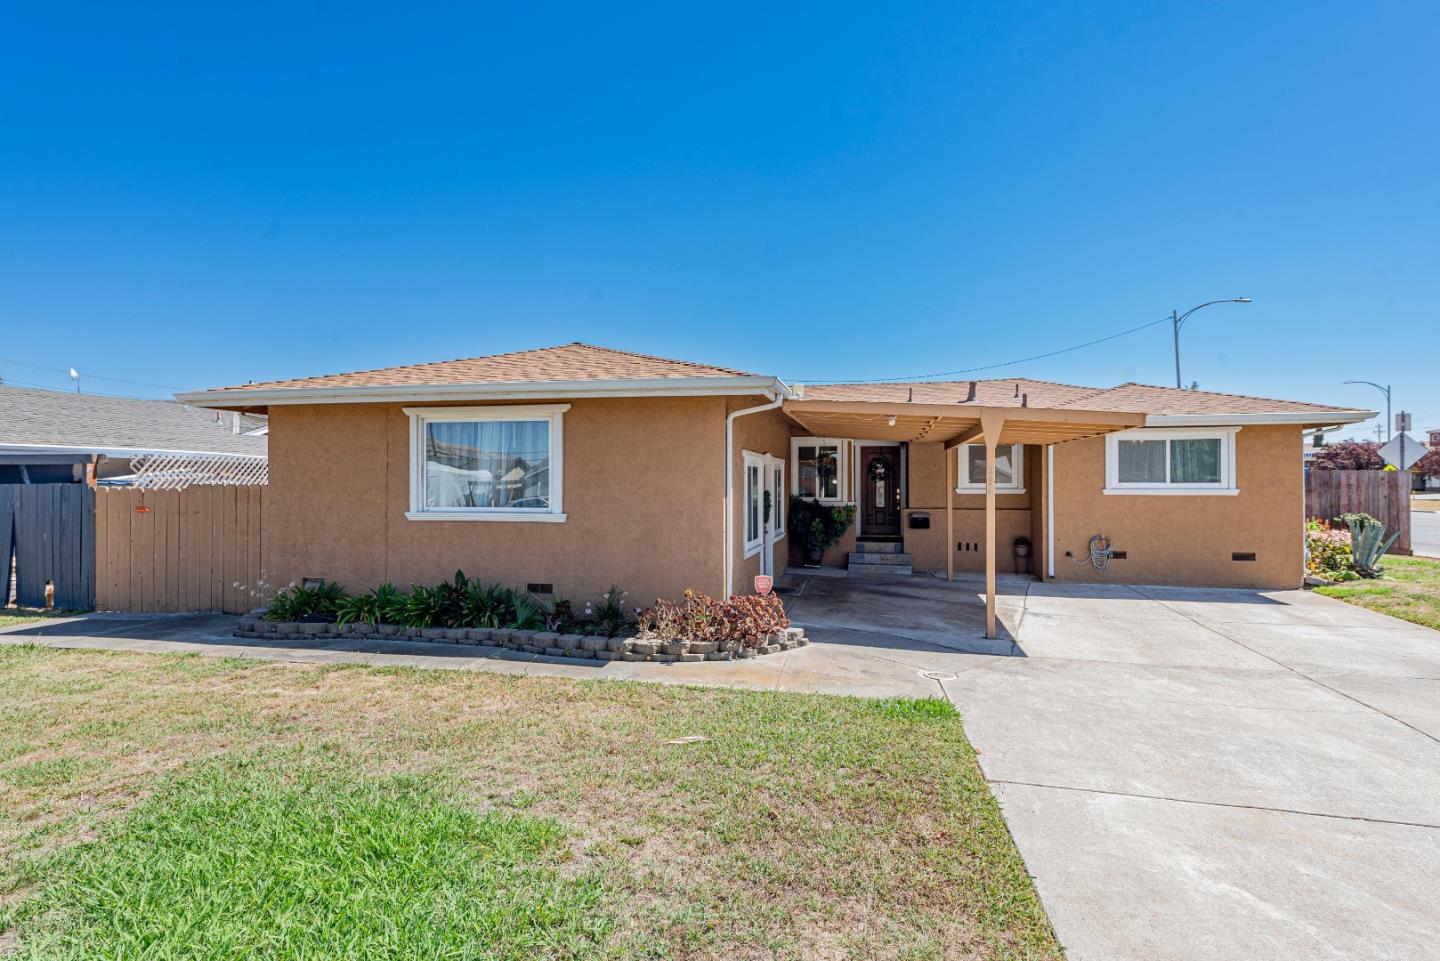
860, 446, 902, 537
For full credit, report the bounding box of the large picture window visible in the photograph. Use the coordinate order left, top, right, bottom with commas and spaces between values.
1104, 427, 1239, 495
957, 444, 1025, 492
404, 405, 568, 521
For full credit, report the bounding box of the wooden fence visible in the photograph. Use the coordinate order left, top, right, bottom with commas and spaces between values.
95, 486, 265, 614
1304, 469, 1411, 555
1, 484, 95, 609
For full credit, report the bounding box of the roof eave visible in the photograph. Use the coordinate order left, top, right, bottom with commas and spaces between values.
176, 376, 794, 410
1143, 410, 1376, 427
0, 442, 267, 459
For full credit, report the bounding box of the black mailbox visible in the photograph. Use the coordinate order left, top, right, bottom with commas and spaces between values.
909, 512, 930, 530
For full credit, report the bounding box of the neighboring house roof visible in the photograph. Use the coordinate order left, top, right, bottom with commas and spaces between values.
0, 385, 268, 457
216, 342, 756, 391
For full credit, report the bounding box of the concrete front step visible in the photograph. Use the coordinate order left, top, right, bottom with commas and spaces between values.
848, 561, 914, 576
847, 551, 912, 566
853, 540, 906, 554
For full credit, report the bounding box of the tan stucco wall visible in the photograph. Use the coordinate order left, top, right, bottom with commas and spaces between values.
265, 396, 733, 608
1049, 425, 1303, 589
902, 441, 1035, 575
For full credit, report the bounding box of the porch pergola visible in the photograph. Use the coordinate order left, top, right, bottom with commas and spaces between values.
783, 399, 1144, 639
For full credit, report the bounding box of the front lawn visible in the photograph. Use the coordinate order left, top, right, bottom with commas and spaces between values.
0, 611, 73, 632
0, 647, 1059, 960
1315, 553, 1440, 631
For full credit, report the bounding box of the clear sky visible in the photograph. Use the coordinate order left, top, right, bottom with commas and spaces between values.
2, 2, 1436, 439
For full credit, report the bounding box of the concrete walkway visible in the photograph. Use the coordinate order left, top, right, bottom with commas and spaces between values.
3, 572, 1438, 959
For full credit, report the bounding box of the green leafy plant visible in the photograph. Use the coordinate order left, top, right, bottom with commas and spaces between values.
336, 583, 404, 626
460, 582, 515, 629
509, 593, 545, 631
586, 586, 632, 638
1340, 512, 1400, 578
789, 496, 857, 564
1305, 519, 1352, 576
400, 585, 449, 628
538, 596, 575, 633
264, 581, 346, 621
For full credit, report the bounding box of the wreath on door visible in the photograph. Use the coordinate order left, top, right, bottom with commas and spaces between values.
867, 456, 890, 481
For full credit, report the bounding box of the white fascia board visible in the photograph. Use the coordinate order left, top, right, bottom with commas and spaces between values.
1144, 410, 1376, 427
0, 442, 267, 459
176, 375, 794, 408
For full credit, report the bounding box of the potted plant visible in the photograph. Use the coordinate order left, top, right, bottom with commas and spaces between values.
789, 496, 857, 566
1013, 535, 1032, 575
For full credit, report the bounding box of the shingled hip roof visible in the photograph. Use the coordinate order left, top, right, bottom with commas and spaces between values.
0, 385, 268, 456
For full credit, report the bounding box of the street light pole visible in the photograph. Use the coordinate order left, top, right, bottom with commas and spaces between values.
1344, 380, 1392, 441
1172, 298, 1252, 388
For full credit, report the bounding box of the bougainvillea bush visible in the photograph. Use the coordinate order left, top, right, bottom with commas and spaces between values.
1305, 518, 1358, 581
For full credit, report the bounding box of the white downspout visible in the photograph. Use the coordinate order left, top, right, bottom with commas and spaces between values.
725, 391, 784, 598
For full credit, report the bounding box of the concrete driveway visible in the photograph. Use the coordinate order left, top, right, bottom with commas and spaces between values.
4, 573, 1438, 959
941, 579, 1440, 961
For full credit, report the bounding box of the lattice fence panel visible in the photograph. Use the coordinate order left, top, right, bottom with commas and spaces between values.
128, 453, 268, 490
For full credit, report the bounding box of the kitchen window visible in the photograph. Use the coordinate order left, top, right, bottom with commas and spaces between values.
957, 444, 1025, 493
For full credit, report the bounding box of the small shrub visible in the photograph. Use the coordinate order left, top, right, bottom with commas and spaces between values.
587, 586, 633, 638
539, 596, 576, 633
336, 583, 404, 626
264, 581, 346, 622
460, 582, 515, 629
1305, 518, 1352, 576
509, 594, 545, 631
638, 589, 789, 650
1340, 512, 1400, 578
399, 585, 448, 628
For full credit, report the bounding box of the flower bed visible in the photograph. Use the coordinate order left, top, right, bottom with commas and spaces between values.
232, 616, 807, 662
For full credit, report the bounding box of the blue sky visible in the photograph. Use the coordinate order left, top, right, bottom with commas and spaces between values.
2, 2, 1436, 438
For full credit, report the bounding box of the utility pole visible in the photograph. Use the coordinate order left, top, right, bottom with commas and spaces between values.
1344, 380, 1392, 442
1171, 298, 1252, 388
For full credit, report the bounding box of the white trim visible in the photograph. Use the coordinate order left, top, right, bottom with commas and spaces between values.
405, 404, 566, 520
0, 441, 265, 459
742, 450, 765, 557
1103, 426, 1239, 494
404, 511, 569, 522
178, 376, 794, 408
1046, 445, 1055, 579
957, 443, 1025, 493
1101, 488, 1241, 496
1145, 411, 1373, 427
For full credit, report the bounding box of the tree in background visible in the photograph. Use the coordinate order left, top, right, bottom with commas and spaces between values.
1414, 448, 1440, 478
1311, 440, 1385, 470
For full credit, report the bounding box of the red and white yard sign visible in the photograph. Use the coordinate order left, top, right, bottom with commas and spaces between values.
753, 575, 773, 595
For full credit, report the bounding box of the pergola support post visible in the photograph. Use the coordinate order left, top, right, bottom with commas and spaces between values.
980, 410, 1006, 640
946, 447, 955, 582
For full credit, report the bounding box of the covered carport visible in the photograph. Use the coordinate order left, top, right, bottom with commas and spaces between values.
782, 397, 1143, 638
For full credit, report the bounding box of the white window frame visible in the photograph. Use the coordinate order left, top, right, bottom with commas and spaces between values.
957, 443, 1025, 493
769, 457, 785, 540
790, 436, 849, 504
1103, 426, 1240, 496
403, 404, 569, 521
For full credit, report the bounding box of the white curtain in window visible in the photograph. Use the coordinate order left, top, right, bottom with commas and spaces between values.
1117, 439, 1167, 484
425, 420, 549, 509
1170, 438, 1222, 484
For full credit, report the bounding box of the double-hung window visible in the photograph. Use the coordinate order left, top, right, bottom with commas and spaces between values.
1104, 427, 1239, 494
957, 444, 1025, 493
404, 404, 568, 521
792, 438, 844, 502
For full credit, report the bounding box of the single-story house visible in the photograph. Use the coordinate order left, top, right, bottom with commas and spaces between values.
0, 385, 267, 486
178, 343, 1372, 638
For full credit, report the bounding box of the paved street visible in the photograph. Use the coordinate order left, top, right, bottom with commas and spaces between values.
1411, 507, 1440, 558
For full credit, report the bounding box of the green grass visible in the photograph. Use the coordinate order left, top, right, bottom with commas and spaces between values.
1315, 553, 1440, 630
0, 610, 76, 631
4, 758, 608, 960
0, 647, 1061, 960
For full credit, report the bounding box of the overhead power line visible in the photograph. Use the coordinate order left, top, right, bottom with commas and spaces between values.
0, 355, 191, 392
796, 315, 1173, 384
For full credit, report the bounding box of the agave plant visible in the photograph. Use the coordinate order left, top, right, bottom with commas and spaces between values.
1340, 512, 1400, 578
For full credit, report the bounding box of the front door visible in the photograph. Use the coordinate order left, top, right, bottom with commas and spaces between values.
860, 446, 901, 537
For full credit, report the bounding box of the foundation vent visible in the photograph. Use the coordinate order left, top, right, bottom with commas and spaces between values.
1231, 552, 1257, 562
1109, 551, 1127, 560
527, 582, 554, 595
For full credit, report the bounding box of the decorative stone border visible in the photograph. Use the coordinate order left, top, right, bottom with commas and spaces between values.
234, 612, 808, 662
